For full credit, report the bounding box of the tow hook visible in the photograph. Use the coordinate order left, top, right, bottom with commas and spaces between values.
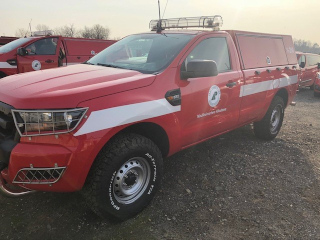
0, 175, 35, 198
290, 102, 296, 106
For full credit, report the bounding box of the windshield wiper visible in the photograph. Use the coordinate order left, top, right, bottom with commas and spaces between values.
97, 63, 122, 68
83, 61, 95, 65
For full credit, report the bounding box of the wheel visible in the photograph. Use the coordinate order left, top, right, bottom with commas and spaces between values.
314, 91, 320, 98
310, 83, 314, 90
253, 96, 284, 140
83, 133, 163, 220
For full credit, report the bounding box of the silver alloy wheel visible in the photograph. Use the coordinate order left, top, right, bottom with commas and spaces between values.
270, 104, 282, 134
113, 157, 151, 205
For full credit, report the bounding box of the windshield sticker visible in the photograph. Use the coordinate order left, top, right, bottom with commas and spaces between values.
208, 85, 221, 107
32, 60, 41, 71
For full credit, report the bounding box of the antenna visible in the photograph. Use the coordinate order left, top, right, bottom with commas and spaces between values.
157, 0, 162, 33
162, 0, 168, 19
29, 19, 32, 36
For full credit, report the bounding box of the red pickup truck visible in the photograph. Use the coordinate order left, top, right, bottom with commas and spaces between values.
0, 16, 298, 220
296, 52, 320, 89
314, 64, 320, 97
0, 36, 116, 78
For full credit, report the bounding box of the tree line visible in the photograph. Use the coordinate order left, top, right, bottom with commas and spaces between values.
294, 39, 320, 54
15, 24, 112, 40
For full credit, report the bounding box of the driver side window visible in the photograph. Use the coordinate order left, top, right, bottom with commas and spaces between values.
183, 37, 231, 73
25, 38, 58, 55
298, 55, 306, 68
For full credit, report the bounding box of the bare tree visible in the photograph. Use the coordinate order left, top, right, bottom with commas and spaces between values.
15, 28, 28, 37
92, 24, 110, 39
80, 26, 94, 39
54, 24, 77, 37
15, 23, 112, 40
80, 24, 110, 39
65, 24, 77, 37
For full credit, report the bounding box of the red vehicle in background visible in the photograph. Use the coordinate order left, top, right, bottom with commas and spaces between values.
314, 63, 320, 97
0, 35, 116, 78
0, 36, 18, 46
296, 52, 320, 89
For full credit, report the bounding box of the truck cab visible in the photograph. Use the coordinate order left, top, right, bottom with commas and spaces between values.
0, 35, 116, 78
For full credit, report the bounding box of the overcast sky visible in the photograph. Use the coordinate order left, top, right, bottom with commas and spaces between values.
1, 0, 319, 44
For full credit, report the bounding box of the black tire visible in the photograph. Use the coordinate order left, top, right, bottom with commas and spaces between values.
314, 91, 320, 98
83, 133, 163, 220
253, 96, 285, 140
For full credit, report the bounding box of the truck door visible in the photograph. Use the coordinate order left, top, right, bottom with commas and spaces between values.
177, 35, 243, 147
58, 39, 67, 67
298, 54, 310, 86
17, 37, 60, 73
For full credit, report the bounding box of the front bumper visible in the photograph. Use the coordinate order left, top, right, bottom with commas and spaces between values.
0, 133, 103, 192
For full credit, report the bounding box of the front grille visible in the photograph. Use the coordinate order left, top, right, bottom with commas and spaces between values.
13, 166, 66, 184
0, 101, 19, 170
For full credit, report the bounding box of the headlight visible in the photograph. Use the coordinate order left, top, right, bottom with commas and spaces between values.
12, 108, 88, 137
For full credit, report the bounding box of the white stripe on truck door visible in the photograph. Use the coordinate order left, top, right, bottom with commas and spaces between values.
74, 99, 181, 136
240, 74, 298, 97
0, 62, 17, 69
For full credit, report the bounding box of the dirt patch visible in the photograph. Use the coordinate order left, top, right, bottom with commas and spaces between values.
1, 88, 320, 239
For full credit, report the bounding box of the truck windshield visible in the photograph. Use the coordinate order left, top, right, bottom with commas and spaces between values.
86, 33, 194, 74
0, 38, 32, 54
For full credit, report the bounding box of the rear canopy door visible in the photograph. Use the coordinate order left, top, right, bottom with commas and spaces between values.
235, 34, 289, 69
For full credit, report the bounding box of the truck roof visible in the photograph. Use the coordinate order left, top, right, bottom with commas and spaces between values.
140, 29, 294, 38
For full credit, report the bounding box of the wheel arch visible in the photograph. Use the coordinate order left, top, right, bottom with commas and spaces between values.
109, 122, 170, 158
275, 88, 288, 108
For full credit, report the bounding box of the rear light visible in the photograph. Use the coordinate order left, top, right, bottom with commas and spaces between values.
12, 108, 88, 137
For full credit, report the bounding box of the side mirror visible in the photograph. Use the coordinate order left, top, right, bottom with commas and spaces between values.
318, 62, 320, 69
181, 60, 218, 80
17, 47, 28, 56
300, 62, 305, 68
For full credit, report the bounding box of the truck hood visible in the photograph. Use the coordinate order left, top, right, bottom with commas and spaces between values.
0, 64, 156, 109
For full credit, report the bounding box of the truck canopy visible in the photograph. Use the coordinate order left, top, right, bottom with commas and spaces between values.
64, 38, 116, 56
226, 30, 297, 69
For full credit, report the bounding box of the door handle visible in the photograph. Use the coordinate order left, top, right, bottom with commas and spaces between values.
226, 81, 237, 88
45, 59, 54, 63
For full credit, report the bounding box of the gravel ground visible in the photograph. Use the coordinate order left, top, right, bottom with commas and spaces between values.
1, 88, 320, 240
